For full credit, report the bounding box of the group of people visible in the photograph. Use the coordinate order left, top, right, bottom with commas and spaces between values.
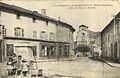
7, 54, 34, 77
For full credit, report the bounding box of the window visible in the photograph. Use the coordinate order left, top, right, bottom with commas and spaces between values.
33, 30, 37, 38
41, 31, 47, 40
14, 27, 24, 37
6, 44, 14, 56
81, 33, 85, 41
0, 25, 6, 36
2, 25, 6, 36
49, 32, 55, 41
22, 29, 24, 37
65, 46, 69, 56
32, 18, 36, 23
116, 23, 119, 34
16, 13, 20, 19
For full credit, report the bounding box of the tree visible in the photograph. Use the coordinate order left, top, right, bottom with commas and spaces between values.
76, 45, 91, 56
76, 45, 91, 52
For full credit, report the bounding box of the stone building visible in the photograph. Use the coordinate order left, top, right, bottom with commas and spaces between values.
76, 25, 101, 55
0, 2, 75, 62
101, 12, 120, 62
76, 25, 89, 46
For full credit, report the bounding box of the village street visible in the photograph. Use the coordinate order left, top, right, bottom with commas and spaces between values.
2, 57, 120, 78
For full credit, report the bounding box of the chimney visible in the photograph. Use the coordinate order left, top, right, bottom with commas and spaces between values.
41, 9, 46, 15
58, 16, 60, 21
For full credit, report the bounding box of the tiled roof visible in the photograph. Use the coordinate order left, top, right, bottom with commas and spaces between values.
0, 2, 75, 32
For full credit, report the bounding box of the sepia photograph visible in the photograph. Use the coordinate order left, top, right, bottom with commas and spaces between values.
0, 0, 120, 78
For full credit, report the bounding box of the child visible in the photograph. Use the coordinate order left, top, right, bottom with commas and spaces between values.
28, 61, 34, 74
21, 59, 29, 76
17, 55, 22, 76
7, 57, 13, 76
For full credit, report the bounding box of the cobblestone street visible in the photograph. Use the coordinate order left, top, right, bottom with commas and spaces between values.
37, 57, 120, 78
1, 57, 120, 78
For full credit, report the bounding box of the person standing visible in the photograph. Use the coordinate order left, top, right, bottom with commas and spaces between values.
17, 55, 22, 76
12, 54, 17, 76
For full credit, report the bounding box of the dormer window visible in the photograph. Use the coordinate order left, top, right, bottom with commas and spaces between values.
33, 18, 36, 23
16, 13, 20, 19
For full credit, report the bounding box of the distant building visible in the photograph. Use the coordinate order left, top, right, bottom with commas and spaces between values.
76, 25, 89, 46
0, 2, 75, 62
101, 12, 120, 62
76, 25, 101, 55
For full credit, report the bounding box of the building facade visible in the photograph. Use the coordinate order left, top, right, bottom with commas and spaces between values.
0, 2, 75, 62
101, 12, 120, 62
76, 25, 89, 46
76, 25, 101, 55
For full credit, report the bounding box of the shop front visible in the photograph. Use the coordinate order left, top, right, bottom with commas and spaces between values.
55, 43, 70, 58
39, 42, 70, 59
15, 46, 36, 61
40, 42, 56, 59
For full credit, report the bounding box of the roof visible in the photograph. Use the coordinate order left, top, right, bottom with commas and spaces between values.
101, 12, 120, 33
0, 2, 75, 32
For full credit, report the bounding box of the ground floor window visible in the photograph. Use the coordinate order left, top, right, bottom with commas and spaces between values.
59, 46, 62, 56
40, 45, 56, 57
6, 44, 14, 56
65, 46, 69, 57
41, 45, 46, 57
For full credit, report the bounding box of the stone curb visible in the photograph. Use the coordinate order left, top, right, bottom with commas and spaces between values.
99, 58, 120, 69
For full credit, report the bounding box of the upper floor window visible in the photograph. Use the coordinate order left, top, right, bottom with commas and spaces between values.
0, 25, 6, 36
49, 32, 55, 41
22, 29, 24, 37
14, 27, 24, 37
41, 31, 47, 40
16, 13, 20, 19
33, 30, 37, 38
2, 25, 6, 36
81, 33, 86, 41
108, 34, 110, 42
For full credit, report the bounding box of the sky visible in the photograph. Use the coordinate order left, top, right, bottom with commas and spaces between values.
1, 0, 120, 40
